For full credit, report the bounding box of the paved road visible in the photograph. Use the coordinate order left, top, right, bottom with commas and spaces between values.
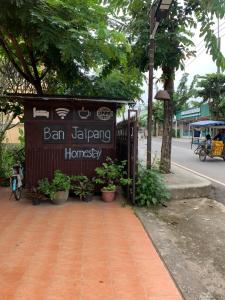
139, 137, 225, 203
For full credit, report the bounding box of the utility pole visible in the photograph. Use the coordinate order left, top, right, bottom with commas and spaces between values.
217, 18, 221, 74
147, 5, 157, 168
146, 0, 174, 169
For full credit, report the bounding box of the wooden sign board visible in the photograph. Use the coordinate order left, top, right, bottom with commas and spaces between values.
24, 100, 117, 187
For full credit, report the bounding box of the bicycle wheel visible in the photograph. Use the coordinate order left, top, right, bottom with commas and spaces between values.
12, 177, 21, 201
199, 149, 207, 161
14, 188, 22, 201
194, 145, 201, 155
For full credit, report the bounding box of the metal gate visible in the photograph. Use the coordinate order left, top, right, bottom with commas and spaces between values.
116, 110, 138, 203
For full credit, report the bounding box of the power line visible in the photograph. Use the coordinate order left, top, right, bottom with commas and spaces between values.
185, 48, 206, 69
194, 22, 223, 49
182, 21, 225, 69
176, 19, 225, 77
194, 21, 225, 53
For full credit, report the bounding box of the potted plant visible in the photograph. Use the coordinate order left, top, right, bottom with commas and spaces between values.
70, 175, 94, 202
101, 183, 117, 202
95, 157, 131, 202
25, 187, 48, 205
37, 170, 70, 204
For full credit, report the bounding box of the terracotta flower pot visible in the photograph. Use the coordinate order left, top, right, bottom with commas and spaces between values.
52, 190, 69, 205
101, 189, 116, 202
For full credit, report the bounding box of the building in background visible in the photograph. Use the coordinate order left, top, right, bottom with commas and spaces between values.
174, 104, 210, 138
4, 123, 24, 144
0, 113, 24, 144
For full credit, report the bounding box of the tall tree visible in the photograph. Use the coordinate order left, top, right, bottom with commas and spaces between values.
0, 0, 133, 95
196, 73, 225, 119
152, 101, 163, 136
116, 0, 225, 172
173, 73, 197, 114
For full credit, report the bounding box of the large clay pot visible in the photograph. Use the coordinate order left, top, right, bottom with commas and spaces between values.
52, 190, 69, 205
101, 189, 116, 202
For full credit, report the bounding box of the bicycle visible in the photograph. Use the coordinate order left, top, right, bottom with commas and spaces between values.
10, 163, 24, 201
194, 143, 204, 155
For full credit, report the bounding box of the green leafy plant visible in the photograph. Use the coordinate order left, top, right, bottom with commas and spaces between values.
38, 170, 70, 200
135, 167, 170, 207
70, 175, 94, 201
0, 144, 24, 179
0, 167, 9, 186
95, 157, 131, 191
101, 184, 116, 192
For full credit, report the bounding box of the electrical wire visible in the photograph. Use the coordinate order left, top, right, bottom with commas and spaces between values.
176, 20, 225, 74
194, 21, 225, 52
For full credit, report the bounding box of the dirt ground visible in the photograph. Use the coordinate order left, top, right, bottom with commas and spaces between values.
136, 198, 225, 300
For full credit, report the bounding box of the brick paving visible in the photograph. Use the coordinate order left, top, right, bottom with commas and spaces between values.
0, 188, 183, 300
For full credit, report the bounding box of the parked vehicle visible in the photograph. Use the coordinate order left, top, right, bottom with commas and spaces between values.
190, 120, 225, 162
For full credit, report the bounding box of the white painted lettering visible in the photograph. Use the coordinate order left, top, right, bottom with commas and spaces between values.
71, 126, 111, 143
44, 127, 51, 140
43, 127, 65, 141
64, 148, 102, 160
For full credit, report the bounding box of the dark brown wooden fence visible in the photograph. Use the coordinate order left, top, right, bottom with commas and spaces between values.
116, 110, 138, 203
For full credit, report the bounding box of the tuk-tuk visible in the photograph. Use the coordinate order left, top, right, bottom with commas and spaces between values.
190, 120, 225, 161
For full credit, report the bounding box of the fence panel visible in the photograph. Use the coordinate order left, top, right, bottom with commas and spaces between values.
116, 110, 138, 203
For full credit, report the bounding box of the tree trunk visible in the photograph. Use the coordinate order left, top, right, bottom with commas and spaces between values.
160, 67, 174, 173
33, 80, 43, 95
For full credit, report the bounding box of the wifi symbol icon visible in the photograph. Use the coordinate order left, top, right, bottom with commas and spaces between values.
55, 108, 70, 119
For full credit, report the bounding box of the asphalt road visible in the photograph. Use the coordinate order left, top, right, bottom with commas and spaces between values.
139, 137, 225, 203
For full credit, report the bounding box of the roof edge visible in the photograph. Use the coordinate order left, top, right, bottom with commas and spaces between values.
2, 93, 135, 105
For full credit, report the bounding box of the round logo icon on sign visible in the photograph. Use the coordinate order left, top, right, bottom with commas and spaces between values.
96, 107, 113, 121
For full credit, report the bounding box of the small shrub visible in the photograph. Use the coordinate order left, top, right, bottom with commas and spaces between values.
38, 170, 70, 200
151, 152, 160, 171
0, 144, 24, 178
135, 166, 170, 207
95, 157, 131, 190
70, 175, 94, 201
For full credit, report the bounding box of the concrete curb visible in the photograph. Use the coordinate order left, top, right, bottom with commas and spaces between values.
167, 182, 212, 200
163, 164, 212, 200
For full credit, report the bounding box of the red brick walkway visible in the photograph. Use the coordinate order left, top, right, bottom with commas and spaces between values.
0, 188, 183, 300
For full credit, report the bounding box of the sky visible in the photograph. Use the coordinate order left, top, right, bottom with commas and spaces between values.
175, 20, 225, 88
140, 16, 225, 107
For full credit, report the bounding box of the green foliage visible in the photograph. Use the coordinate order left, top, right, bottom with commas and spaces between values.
196, 73, 225, 119
37, 178, 52, 199
38, 170, 70, 200
139, 102, 164, 129
18, 128, 25, 151
0, 0, 138, 96
0, 144, 24, 178
117, 0, 225, 174
173, 73, 198, 114
95, 157, 131, 190
138, 111, 147, 127
102, 184, 116, 192
70, 175, 94, 201
135, 166, 170, 207
95, 68, 143, 100
121, 0, 225, 75
153, 101, 164, 123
